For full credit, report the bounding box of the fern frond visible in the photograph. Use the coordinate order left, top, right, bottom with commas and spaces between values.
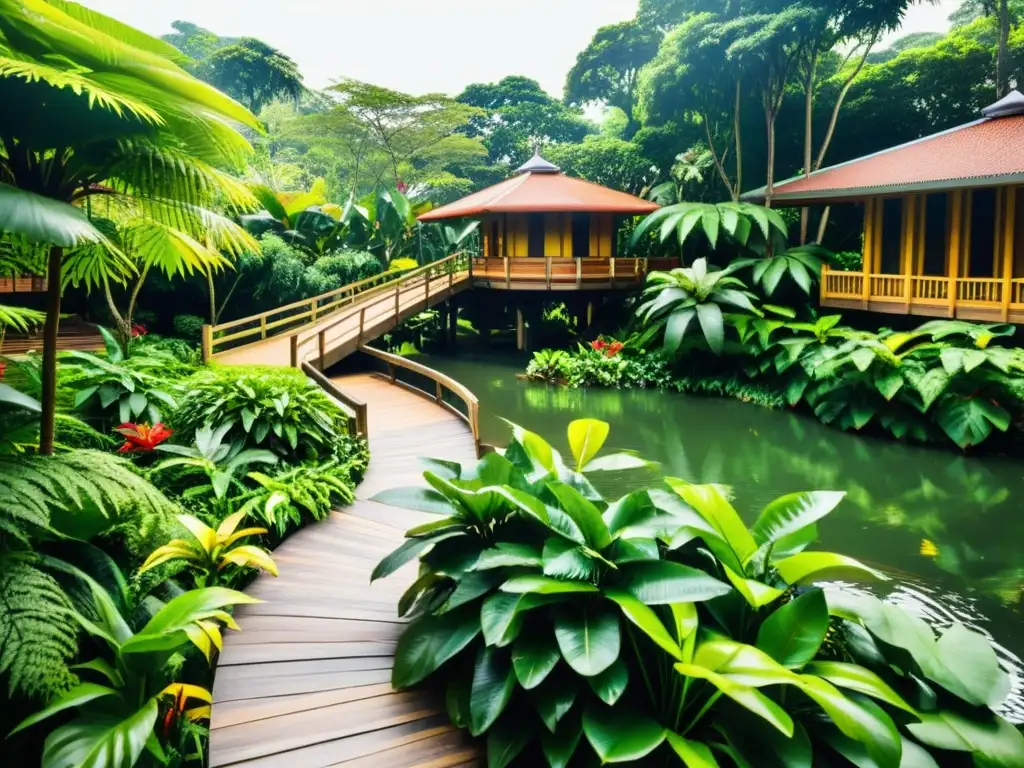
0, 554, 79, 699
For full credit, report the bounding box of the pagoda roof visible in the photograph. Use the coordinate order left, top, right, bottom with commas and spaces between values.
744, 90, 1024, 206
418, 152, 658, 222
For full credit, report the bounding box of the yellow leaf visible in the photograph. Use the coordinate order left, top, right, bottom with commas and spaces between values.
177, 514, 217, 553
919, 539, 939, 557
185, 705, 212, 721
139, 542, 199, 573
223, 526, 268, 548
215, 510, 248, 541
219, 546, 279, 576
159, 683, 212, 704
567, 418, 609, 471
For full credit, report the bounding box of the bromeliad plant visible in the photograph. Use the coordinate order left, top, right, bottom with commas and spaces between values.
372, 419, 1021, 767
140, 511, 278, 588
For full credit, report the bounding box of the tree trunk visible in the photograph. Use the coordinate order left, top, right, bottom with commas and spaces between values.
39, 245, 63, 456
733, 80, 743, 200
207, 270, 217, 324
764, 105, 777, 209
103, 280, 131, 352
800, 50, 818, 244
997, 0, 1010, 98
816, 205, 832, 244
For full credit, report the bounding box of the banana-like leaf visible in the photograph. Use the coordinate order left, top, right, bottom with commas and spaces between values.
0, 184, 110, 248
41, 698, 158, 768
554, 604, 620, 676
582, 704, 666, 763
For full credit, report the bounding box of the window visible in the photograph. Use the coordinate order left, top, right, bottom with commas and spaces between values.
571, 214, 590, 258
922, 193, 948, 275
489, 221, 499, 258
879, 197, 903, 274
968, 188, 996, 277
528, 214, 545, 257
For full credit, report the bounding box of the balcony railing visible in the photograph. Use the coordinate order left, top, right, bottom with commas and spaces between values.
470, 256, 678, 290
821, 266, 1024, 321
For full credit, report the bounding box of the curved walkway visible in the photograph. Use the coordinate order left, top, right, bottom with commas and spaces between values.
209, 373, 481, 768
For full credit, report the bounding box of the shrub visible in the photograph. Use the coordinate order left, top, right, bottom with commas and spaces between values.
314, 250, 384, 285
172, 314, 205, 342
373, 419, 1021, 767
170, 366, 351, 462
833, 250, 864, 271
389, 257, 418, 272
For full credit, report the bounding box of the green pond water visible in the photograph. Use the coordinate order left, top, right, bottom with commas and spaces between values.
422, 350, 1024, 719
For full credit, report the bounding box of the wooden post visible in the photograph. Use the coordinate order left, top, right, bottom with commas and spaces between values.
1001, 187, 1016, 320
576, 258, 582, 287
948, 191, 963, 317
201, 324, 213, 362
504, 257, 511, 289
389, 362, 396, 384
357, 307, 366, 346
861, 199, 874, 307
290, 335, 298, 368
901, 195, 916, 312
587, 301, 593, 326
259, 315, 268, 339
545, 256, 552, 289
317, 330, 326, 371
610, 257, 616, 285
435, 380, 443, 403
819, 265, 828, 305
311, 298, 318, 322
394, 284, 400, 320
516, 308, 525, 351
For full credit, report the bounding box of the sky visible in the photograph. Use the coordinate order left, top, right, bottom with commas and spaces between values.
82, 0, 963, 98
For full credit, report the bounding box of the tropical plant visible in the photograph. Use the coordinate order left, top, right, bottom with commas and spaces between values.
735, 243, 834, 296
140, 510, 277, 587
526, 349, 571, 382
0, 0, 261, 453
150, 423, 278, 502
629, 202, 788, 256
62, 329, 182, 425
241, 459, 359, 537
636, 258, 761, 354
171, 366, 351, 461
372, 418, 1021, 766
10, 574, 257, 768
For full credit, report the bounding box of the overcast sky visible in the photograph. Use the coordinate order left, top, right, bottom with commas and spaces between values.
82, 0, 962, 97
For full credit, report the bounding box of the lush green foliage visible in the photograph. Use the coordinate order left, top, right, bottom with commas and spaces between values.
171, 366, 351, 462
376, 419, 1020, 766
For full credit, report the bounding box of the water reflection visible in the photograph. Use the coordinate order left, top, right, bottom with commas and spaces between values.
424, 351, 1024, 717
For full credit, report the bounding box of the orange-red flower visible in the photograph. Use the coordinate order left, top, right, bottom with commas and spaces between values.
606, 341, 624, 357
590, 339, 608, 352
0, 360, 6, 380
131, 323, 147, 337
114, 422, 173, 453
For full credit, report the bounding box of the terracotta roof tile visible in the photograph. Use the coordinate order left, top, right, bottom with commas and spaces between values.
761, 114, 1024, 205
418, 172, 659, 221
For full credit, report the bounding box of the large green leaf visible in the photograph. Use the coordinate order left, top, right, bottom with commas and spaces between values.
930, 623, 1011, 708
547, 482, 611, 549
511, 632, 560, 690
486, 714, 534, 768
554, 605, 621, 676
42, 699, 158, 768
797, 675, 902, 768
0, 184, 111, 248
542, 538, 599, 580
392, 606, 480, 688
567, 419, 609, 471
907, 711, 1024, 766
0, 382, 42, 412
934, 395, 1011, 448
370, 487, 454, 515
803, 662, 915, 714
692, 637, 800, 687
469, 647, 516, 736
582, 704, 666, 763
371, 531, 462, 581
755, 588, 828, 668
775, 552, 886, 585
587, 658, 628, 705
542, 712, 582, 768
696, 302, 725, 354
533, 677, 578, 732
120, 587, 259, 655
10, 683, 118, 735
664, 307, 697, 353
750, 491, 844, 549
481, 592, 551, 647
617, 560, 731, 605
472, 543, 543, 570
663, 479, 757, 565
675, 663, 793, 736
666, 733, 721, 767
501, 575, 598, 595
603, 589, 682, 659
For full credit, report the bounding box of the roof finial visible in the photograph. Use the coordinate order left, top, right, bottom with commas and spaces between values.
982, 89, 1024, 118
515, 145, 561, 175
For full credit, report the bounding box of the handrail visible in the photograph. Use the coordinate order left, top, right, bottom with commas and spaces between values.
290, 252, 467, 366
202, 256, 462, 360
359, 345, 480, 455
301, 361, 368, 438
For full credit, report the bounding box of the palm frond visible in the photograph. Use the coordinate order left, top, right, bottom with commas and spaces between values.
0, 304, 46, 332
41, 0, 190, 64
122, 219, 231, 277
61, 234, 135, 291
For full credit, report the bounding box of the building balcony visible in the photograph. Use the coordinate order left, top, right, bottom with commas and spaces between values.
470, 256, 679, 291
821, 266, 1024, 322
0, 275, 47, 293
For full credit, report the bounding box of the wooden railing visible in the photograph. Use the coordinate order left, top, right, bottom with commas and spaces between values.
0, 275, 47, 293
821, 266, 1024, 316
469, 256, 677, 289
359, 345, 480, 455
301, 361, 368, 437
289, 252, 468, 368
204, 253, 468, 360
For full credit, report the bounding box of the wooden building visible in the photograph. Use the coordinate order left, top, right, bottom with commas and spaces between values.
418, 151, 670, 292
754, 90, 1024, 323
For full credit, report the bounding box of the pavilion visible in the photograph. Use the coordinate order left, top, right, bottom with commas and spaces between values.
419, 151, 668, 292
748, 90, 1024, 323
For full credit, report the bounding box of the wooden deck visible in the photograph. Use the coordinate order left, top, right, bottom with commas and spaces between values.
209, 373, 482, 768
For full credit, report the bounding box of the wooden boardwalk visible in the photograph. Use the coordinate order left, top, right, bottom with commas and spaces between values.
209, 373, 482, 768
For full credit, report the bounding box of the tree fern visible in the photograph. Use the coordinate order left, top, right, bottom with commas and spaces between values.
0, 554, 79, 699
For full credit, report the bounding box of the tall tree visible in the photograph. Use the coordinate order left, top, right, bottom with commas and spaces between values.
564, 20, 660, 137
457, 76, 592, 166
330, 79, 486, 192
544, 136, 657, 194
160, 20, 236, 60
197, 37, 304, 115
0, 0, 260, 453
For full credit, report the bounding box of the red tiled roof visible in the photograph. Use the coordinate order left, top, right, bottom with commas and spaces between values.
417, 172, 659, 221
755, 114, 1024, 205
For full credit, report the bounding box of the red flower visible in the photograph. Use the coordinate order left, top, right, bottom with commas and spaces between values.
131, 323, 147, 337
0, 361, 6, 381
590, 339, 608, 352
114, 422, 173, 453
606, 341, 624, 357
397, 180, 408, 193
